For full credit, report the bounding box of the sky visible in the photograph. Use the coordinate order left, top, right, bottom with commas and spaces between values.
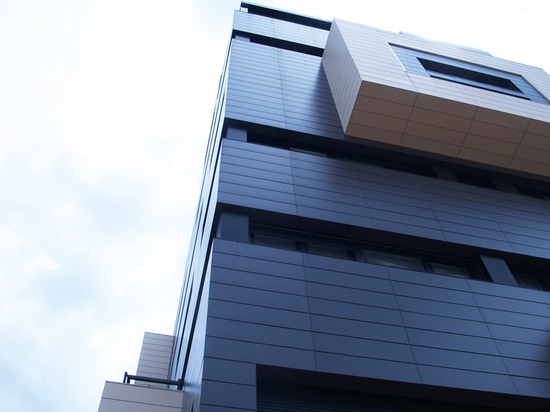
0, 1, 549, 411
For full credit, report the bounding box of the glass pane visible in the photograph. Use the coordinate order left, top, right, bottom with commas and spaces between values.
253, 233, 296, 251
515, 277, 543, 290
430, 262, 470, 278
307, 243, 351, 260
362, 249, 424, 271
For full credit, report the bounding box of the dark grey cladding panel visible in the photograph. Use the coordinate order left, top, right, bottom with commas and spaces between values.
400, 311, 492, 338
417, 365, 517, 394
511, 376, 550, 399
480, 307, 550, 330
209, 283, 310, 312
208, 300, 312, 330
396, 295, 485, 322
220, 139, 550, 258
312, 333, 415, 363
203, 357, 256, 386
304, 267, 392, 294
310, 315, 409, 344
206, 318, 314, 350
205, 336, 317, 369
472, 293, 550, 317
206, 240, 550, 399
201, 379, 256, 410
211, 267, 307, 296
232, 10, 328, 49
494, 339, 550, 363
314, 352, 422, 384
226, 40, 344, 139
406, 328, 500, 356
306, 282, 398, 309
411, 346, 508, 374
307, 298, 403, 326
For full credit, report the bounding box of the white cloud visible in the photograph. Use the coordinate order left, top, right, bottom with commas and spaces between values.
22, 251, 59, 275
0, 1, 549, 412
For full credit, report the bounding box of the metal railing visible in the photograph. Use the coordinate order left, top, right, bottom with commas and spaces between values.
123, 372, 183, 390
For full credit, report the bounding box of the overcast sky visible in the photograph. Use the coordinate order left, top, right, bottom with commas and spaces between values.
1, 1, 549, 411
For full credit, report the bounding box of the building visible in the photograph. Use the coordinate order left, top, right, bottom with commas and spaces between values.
98, 3, 550, 411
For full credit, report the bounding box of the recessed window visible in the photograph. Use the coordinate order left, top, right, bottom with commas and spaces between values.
362, 249, 425, 271
509, 266, 550, 291
391, 44, 548, 104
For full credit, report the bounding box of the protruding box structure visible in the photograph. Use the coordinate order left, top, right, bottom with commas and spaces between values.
323, 19, 550, 178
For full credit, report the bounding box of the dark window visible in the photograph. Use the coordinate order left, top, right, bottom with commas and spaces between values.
251, 225, 476, 279
509, 266, 550, 291
391, 44, 548, 104
418, 58, 525, 97
455, 172, 495, 189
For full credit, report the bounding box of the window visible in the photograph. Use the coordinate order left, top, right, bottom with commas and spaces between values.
391, 44, 548, 104
362, 248, 474, 278
509, 266, 550, 291
251, 225, 476, 279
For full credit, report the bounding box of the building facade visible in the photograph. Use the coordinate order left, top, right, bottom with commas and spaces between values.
99, 3, 550, 411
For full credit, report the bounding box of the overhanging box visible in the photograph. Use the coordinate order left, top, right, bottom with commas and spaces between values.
322, 19, 550, 179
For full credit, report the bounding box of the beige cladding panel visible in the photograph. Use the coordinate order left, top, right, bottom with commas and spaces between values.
322, 19, 550, 179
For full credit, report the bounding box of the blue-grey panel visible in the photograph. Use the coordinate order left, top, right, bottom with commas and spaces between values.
442, 232, 514, 252
472, 293, 550, 316
233, 10, 328, 49
206, 318, 314, 350
209, 283, 310, 312
296, 205, 374, 228
396, 295, 484, 321
487, 323, 550, 346
494, 339, 550, 362
306, 282, 398, 309
502, 357, 550, 380
304, 267, 393, 294
369, 208, 442, 230
220, 173, 295, 195
312, 333, 415, 363
295, 195, 369, 217
226, 40, 344, 139
211, 268, 308, 296
221, 162, 294, 184
480, 307, 550, 330
510, 376, 550, 398
411, 346, 508, 374
204, 336, 317, 370
314, 352, 422, 384
467, 279, 547, 302
213, 252, 305, 279
307, 297, 403, 326
400, 311, 491, 338
393, 275, 476, 306
417, 365, 517, 394
208, 300, 312, 330
294, 185, 368, 206
217, 192, 298, 215
406, 328, 499, 355
203, 357, 256, 385
310, 315, 409, 343
201, 380, 256, 410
